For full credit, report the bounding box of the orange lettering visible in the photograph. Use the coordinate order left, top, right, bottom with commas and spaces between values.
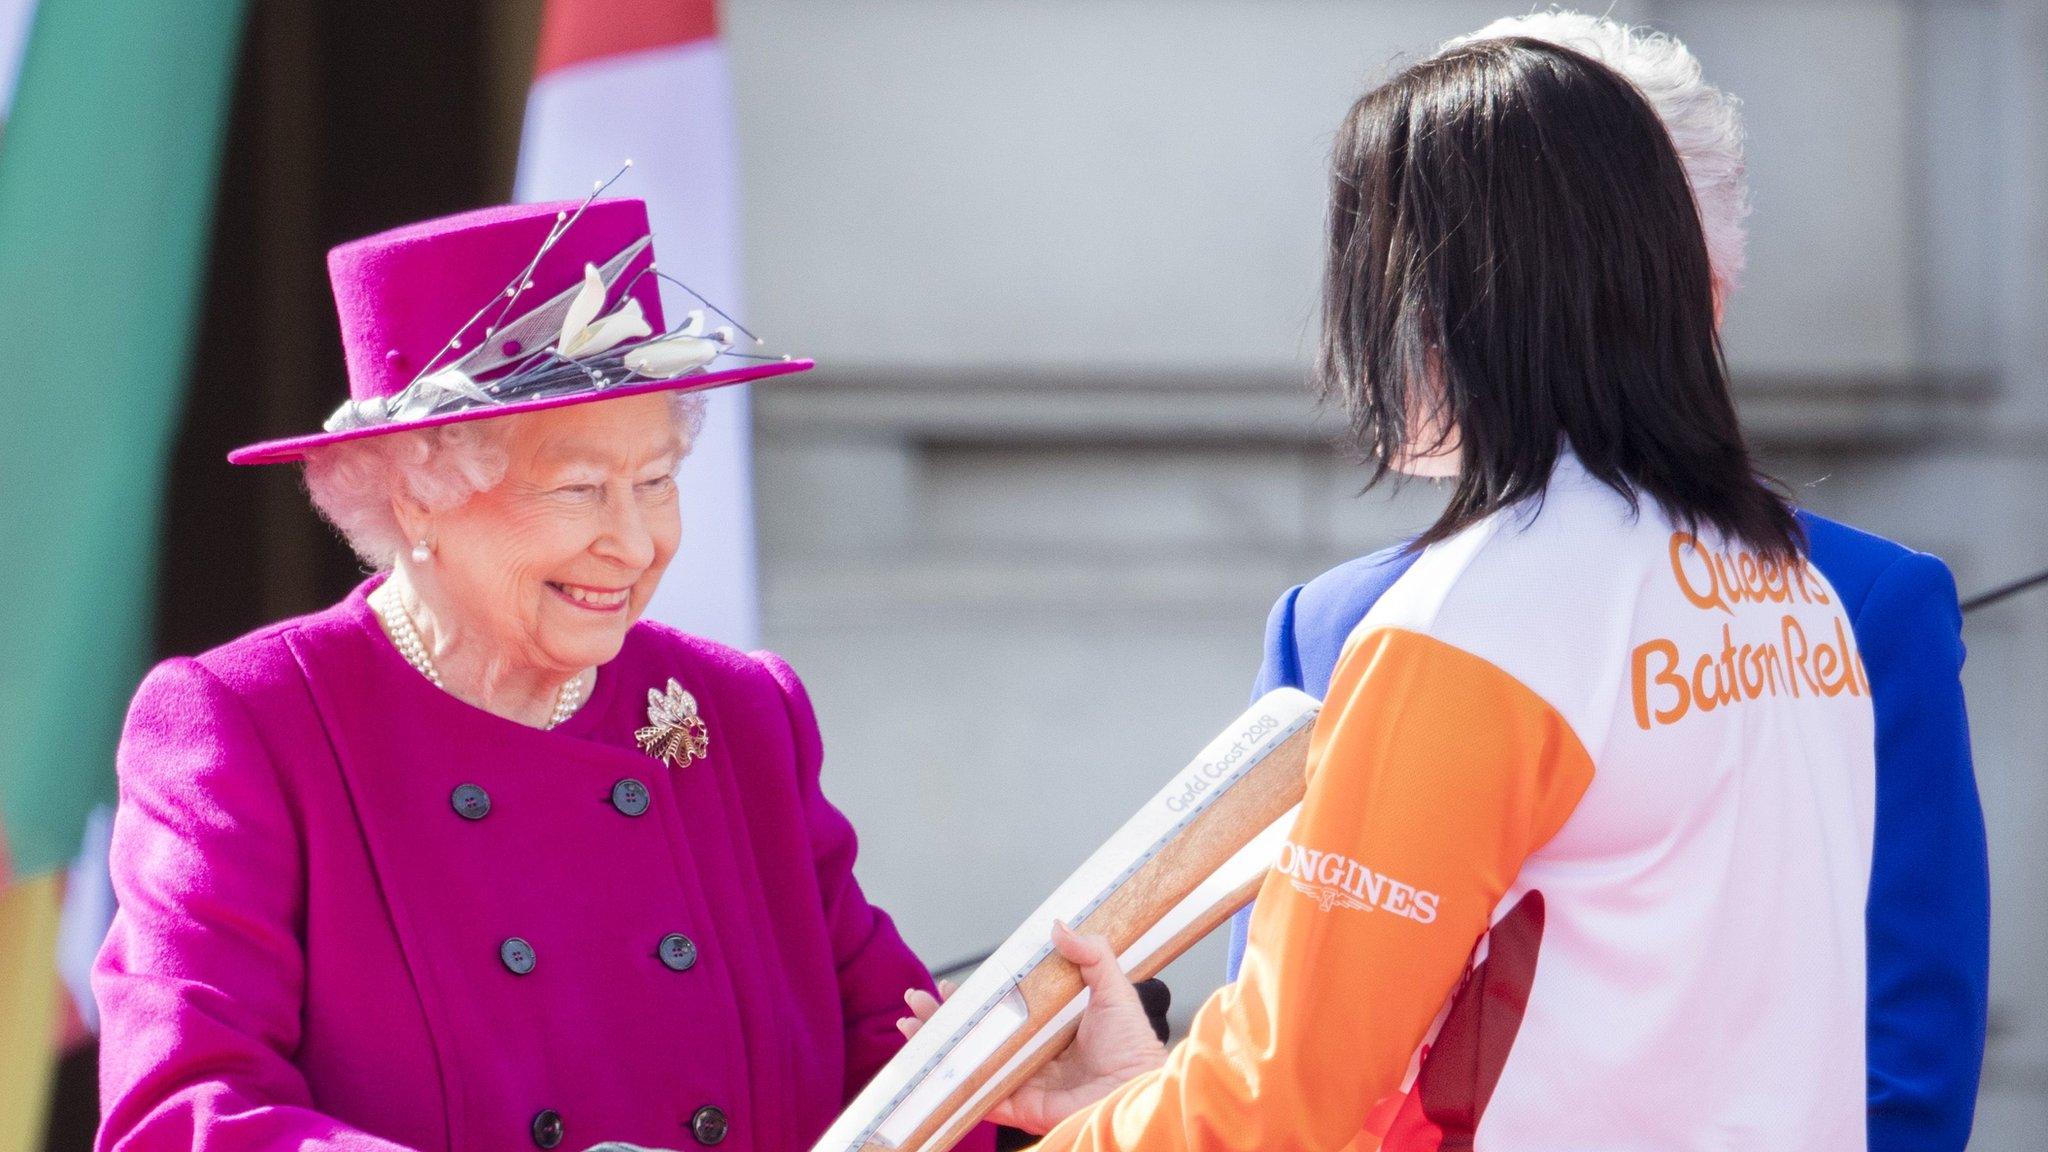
1834, 618, 1865, 697
1759, 557, 1789, 603
1782, 615, 1814, 696
1632, 638, 1689, 728
1738, 644, 1765, 698
1716, 626, 1742, 705
1670, 533, 1728, 613
1792, 561, 1833, 606
1814, 641, 1843, 697
1692, 655, 1720, 713
1713, 553, 1741, 603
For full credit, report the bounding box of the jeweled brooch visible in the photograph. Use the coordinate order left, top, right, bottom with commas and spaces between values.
637, 678, 711, 769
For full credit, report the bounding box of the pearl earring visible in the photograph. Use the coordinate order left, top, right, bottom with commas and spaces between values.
410, 540, 432, 564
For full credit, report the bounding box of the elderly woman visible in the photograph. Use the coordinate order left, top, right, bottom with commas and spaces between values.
94, 196, 992, 1152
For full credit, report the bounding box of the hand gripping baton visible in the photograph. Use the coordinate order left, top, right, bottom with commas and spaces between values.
811, 689, 1320, 1152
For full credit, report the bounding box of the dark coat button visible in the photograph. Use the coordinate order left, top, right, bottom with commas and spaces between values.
531, 1109, 564, 1149
610, 778, 651, 817
451, 784, 491, 820
659, 933, 698, 972
690, 1105, 728, 1146
500, 937, 536, 975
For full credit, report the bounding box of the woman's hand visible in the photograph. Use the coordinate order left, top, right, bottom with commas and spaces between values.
899, 922, 1169, 1135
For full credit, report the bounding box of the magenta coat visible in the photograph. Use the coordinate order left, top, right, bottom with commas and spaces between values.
96, 579, 988, 1152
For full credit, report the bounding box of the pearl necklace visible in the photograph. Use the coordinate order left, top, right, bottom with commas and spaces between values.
373, 591, 586, 730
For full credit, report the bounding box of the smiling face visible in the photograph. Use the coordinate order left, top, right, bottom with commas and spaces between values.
403, 393, 684, 676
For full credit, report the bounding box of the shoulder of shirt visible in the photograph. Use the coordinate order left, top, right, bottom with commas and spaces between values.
1293, 540, 1421, 637
1270, 541, 1424, 691
1347, 469, 1663, 755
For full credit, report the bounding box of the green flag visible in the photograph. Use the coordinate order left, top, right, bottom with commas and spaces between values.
0, 0, 246, 879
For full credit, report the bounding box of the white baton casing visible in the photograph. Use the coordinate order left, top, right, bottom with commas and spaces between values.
810, 689, 1320, 1152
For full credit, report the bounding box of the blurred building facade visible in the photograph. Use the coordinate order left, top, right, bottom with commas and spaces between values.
719, 2, 2048, 1146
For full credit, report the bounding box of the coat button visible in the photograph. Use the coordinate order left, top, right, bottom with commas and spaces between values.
690, 1105, 728, 1146
451, 784, 491, 820
531, 1109, 564, 1149
659, 933, 698, 972
500, 937, 536, 975
610, 778, 650, 817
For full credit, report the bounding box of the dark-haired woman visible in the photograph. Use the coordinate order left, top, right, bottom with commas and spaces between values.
912, 36, 1876, 1151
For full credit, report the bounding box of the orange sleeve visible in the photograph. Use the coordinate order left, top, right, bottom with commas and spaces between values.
1031, 627, 1596, 1152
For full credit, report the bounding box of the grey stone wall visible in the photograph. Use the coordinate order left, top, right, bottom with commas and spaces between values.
720, 1, 2048, 1143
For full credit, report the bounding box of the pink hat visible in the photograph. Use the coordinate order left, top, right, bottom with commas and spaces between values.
229, 195, 810, 464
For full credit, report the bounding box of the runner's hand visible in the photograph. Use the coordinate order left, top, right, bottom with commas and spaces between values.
899, 921, 1168, 1134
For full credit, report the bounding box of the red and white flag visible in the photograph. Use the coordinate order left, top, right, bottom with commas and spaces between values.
515, 0, 761, 648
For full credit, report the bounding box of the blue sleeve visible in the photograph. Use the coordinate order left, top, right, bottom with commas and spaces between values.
1227, 586, 1305, 981
1860, 552, 1989, 1152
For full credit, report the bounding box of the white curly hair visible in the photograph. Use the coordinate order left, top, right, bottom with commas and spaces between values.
1442, 9, 1750, 294
303, 392, 707, 569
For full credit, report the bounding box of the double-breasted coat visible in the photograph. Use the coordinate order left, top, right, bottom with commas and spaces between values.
95, 578, 985, 1152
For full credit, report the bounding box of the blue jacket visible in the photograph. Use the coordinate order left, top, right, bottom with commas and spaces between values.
1224, 509, 1989, 1151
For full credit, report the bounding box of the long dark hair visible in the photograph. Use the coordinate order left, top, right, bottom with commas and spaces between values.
1319, 37, 1802, 560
